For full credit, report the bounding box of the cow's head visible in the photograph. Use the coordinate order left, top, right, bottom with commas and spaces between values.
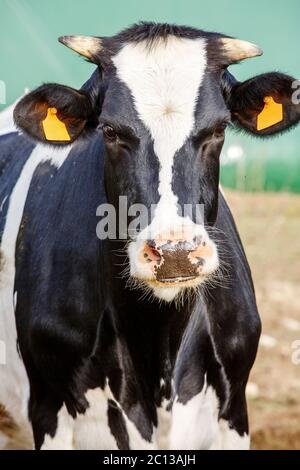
14, 23, 300, 301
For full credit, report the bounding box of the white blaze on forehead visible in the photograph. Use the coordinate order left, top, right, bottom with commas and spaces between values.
113, 36, 207, 234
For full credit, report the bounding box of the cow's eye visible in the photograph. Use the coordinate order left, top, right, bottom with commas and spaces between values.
103, 124, 117, 142
214, 122, 228, 137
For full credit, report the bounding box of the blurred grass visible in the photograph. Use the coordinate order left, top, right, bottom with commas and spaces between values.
226, 190, 300, 450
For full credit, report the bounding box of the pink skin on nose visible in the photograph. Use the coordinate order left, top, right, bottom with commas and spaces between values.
143, 243, 162, 264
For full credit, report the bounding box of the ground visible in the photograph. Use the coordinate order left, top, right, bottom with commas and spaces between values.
1, 190, 299, 450
227, 191, 300, 450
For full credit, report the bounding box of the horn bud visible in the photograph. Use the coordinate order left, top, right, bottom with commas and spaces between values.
58, 35, 102, 61
220, 37, 263, 63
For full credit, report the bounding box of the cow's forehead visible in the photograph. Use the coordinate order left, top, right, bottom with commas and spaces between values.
112, 36, 207, 149
111, 36, 210, 257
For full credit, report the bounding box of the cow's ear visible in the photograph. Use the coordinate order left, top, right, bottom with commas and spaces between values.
228, 72, 300, 136
14, 83, 98, 145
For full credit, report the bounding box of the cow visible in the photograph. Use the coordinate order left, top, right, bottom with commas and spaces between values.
0, 22, 299, 450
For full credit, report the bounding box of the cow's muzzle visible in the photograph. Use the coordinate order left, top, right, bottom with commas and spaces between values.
141, 233, 215, 285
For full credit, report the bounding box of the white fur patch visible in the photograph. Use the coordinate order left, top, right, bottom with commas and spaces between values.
73, 387, 118, 450
169, 377, 219, 450
156, 398, 172, 449
152, 286, 181, 302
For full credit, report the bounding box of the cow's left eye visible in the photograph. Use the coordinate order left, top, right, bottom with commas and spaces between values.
103, 124, 117, 142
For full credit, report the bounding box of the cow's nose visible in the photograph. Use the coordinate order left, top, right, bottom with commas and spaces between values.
143, 235, 212, 283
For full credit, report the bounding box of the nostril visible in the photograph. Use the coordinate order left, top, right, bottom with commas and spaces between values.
144, 242, 162, 263
148, 247, 161, 262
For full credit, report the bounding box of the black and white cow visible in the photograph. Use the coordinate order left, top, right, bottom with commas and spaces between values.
1, 23, 300, 450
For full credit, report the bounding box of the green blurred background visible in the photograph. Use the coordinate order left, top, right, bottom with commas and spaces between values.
1, 0, 300, 192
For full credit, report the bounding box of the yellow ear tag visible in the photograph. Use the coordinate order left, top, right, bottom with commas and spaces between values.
42, 107, 71, 141
257, 96, 283, 131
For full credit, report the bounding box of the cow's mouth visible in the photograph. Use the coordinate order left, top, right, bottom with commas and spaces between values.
130, 273, 209, 302
142, 273, 206, 289
156, 275, 198, 284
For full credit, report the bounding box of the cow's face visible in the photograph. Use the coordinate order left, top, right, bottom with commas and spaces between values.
14, 24, 300, 302
101, 36, 228, 300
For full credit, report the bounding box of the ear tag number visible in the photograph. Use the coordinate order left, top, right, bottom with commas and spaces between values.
257, 96, 283, 131
42, 107, 71, 141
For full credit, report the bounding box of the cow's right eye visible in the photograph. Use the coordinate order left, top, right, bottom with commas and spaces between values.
102, 125, 117, 142
213, 122, 228, 137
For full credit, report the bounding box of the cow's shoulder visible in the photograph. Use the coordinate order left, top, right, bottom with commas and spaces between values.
0, 133, 35, 244
14, 132, 106, 396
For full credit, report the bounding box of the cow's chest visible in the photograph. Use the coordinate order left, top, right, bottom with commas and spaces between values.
41, 381, 220, 450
